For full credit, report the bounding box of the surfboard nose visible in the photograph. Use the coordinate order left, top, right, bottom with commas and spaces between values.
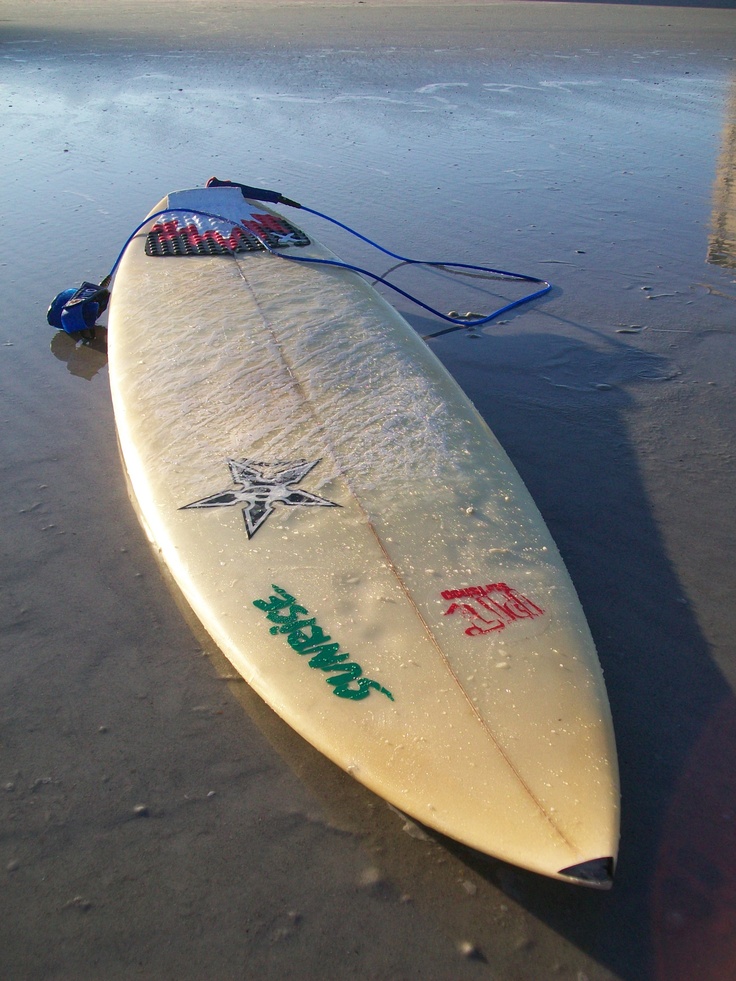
558, 857, 615, 889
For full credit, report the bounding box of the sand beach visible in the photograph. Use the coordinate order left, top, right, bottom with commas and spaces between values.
1, 2, 735, 978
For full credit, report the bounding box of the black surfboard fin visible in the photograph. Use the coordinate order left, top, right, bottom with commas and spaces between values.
558, 857, 614, 889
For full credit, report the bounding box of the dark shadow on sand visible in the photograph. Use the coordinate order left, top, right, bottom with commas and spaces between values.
419, 313, 736, 980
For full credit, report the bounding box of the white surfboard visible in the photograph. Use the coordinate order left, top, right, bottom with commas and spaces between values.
107, 183, 619, 886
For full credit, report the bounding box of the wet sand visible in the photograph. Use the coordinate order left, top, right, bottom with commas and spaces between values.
2, 2, 736, 979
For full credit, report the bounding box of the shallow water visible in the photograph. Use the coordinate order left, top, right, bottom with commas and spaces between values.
2, 4, 735, 979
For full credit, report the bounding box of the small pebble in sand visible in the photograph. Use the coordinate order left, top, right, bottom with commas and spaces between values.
457, 940, 481, 959
63, 896, 92, 912
358, 866, 382, 887
7, 859, 20, 872
133, 804, 149, 818
461, 879, 477, 896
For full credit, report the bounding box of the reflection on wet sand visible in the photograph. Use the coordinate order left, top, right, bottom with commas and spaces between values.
50, 328, 108, 380
709, 80, 736, 268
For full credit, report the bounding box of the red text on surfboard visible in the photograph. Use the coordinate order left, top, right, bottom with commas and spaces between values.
441, 583, 544, 637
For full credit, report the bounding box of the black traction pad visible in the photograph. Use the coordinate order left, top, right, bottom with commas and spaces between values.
145, 213, 310, 257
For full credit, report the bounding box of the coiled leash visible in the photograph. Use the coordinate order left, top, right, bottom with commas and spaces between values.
47, 177, 551, 340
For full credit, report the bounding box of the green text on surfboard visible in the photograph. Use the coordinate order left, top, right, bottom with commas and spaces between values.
253, 585, 394, 702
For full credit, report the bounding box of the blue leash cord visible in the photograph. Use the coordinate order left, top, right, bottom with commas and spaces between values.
102, 205, 551, 339
105, 208, 224, 279
293, 204, 551, 337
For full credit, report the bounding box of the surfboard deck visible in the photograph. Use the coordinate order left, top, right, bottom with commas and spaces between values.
107, 184, 619, 886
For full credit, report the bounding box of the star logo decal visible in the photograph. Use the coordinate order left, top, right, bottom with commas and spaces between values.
180, 458, 339, 538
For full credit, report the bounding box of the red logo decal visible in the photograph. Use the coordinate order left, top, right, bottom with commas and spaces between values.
441, 583, 544, 637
